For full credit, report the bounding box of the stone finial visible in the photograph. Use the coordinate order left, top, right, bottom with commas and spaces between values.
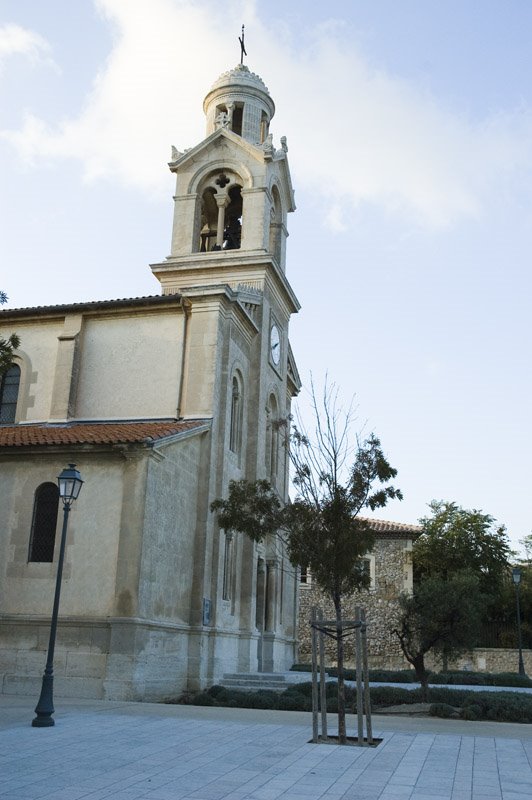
215, 110, 230, 129
263, 133, 275, 158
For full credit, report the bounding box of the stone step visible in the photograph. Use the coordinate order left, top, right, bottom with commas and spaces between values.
219, 671, 326, 693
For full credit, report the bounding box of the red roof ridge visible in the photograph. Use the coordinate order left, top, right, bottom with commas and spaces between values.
359, 516, 422, 534
0, 419, 210, 447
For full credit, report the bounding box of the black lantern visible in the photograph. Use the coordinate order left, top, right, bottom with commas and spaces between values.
32, 465, 83, 727
57, 464, 83, 506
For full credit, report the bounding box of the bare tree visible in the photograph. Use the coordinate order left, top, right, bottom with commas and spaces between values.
212, 380, 402, 743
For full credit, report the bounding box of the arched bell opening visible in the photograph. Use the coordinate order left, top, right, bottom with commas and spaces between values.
222, 185, 242, 250
196, 175, 243, 253
199, 187, 218, 252
269, 185, 283, 265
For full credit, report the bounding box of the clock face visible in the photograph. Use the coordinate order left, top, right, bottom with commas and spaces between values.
270, 324, 281, 365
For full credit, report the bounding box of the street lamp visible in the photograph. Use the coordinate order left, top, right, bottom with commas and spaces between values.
512, 566, 526, 677
32, 464, 83, 727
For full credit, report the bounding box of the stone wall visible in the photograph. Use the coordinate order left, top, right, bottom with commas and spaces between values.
426, 648, 532, 675
298, 537, 412, 669
0, 615, 110, 698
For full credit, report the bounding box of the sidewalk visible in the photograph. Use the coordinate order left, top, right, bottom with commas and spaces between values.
1, 694, 532, 800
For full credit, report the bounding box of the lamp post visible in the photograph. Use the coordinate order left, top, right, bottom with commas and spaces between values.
512, 566, 526, 677
32, 464, 83, 727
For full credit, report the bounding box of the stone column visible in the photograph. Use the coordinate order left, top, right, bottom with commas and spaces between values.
215, 194, 228, 248
255, 558, 266, 630
265, 559, 278, 632
49, 313, 83, 421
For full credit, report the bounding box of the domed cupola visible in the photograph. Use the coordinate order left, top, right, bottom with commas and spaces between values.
203, 64, 275, 145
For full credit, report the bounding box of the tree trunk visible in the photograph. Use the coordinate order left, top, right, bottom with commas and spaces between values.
333, 592, 346, 744
411, 653, 430, 702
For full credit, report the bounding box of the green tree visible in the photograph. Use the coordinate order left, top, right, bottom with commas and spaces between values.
211, 383, 402, 743
0, 291, 20, 376
414, 500, 511, 594
520, 533, 532, 565
394, 500, 513, 683
394, 572, 486, 700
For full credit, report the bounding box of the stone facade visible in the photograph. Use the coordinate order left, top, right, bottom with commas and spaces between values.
426, 648, 532, 675
298, 521, 420, 669
0, 64, 301, 700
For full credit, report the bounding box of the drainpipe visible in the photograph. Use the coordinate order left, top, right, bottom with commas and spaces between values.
177, 297, 192, 419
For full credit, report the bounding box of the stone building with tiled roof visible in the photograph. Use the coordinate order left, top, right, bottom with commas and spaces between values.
298, 518, 422, 669
0, 64, 301, 700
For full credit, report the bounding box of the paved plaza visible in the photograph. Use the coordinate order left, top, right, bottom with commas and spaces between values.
1, 695, 532, 800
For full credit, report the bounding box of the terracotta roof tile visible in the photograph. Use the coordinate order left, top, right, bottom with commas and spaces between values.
0, 420, 209, 447
0, 294, 182, 319
360, 517, 422, 538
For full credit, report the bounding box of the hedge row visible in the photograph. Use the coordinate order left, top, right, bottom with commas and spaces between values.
174, 681, 532, 723
290, 664, 532, 688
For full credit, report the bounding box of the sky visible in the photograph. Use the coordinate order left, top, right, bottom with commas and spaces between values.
1, 0, 531, 550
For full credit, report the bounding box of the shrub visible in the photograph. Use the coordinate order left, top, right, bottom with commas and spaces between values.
429, 703, 457, 718
284, 681, 314, 698
193, 692, 216, 706
177, 680, 532, 724
461, 704, 481, 720
370, 669, 417, 683
237, 690, 277, 709
430, 671, 485, 685
426, 687, 476, 706
370, 686, 422, 707
277, 693, 311, 711
207, 685, 231, 700
491, 672, 532, 688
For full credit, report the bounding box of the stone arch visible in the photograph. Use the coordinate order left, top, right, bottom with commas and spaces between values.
229, 368, 244, 457
0, 349, 33, 423
265, 391, 280, 484
192, 164, 250, 253
269, 183, 283, 265
188, 158, 253, 195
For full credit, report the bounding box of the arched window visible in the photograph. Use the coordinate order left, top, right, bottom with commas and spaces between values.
28, 483, 60, 563
197, 175, 243, 253
266, 394, 279, 482
229, 374, 243, 455
0, 363, 20, 423
269, 186, 282, 265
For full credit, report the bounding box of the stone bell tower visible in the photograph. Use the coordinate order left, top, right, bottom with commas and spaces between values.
150, 63, 297, 292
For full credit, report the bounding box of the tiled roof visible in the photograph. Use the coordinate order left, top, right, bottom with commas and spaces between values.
361, 517, 422, 538
0, 294, 182, 319
0, 420, 209, 447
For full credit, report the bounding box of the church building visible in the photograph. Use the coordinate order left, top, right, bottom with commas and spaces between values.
0, 63, 301, 701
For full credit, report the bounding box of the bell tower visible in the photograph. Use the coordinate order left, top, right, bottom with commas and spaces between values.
150, 63, 297, 293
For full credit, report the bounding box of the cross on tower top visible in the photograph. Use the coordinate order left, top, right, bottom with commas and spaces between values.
239, 24, 247, 65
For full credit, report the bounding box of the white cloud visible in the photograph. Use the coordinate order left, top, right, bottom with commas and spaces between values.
2, 0, 532, 225
0, 23, 57, 71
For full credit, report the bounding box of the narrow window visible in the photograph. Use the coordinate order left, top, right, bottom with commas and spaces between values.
222, 531, 233, 600
260, 111, 268, 143
269, 187, 282, 264
232, 104, 243, 136
229, 375, 243, 454
265, 395, 279, 483
359, 556, 375, 590
299, 566, 310, 585
0, 363, 20, 423
28, 483, 60, 563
